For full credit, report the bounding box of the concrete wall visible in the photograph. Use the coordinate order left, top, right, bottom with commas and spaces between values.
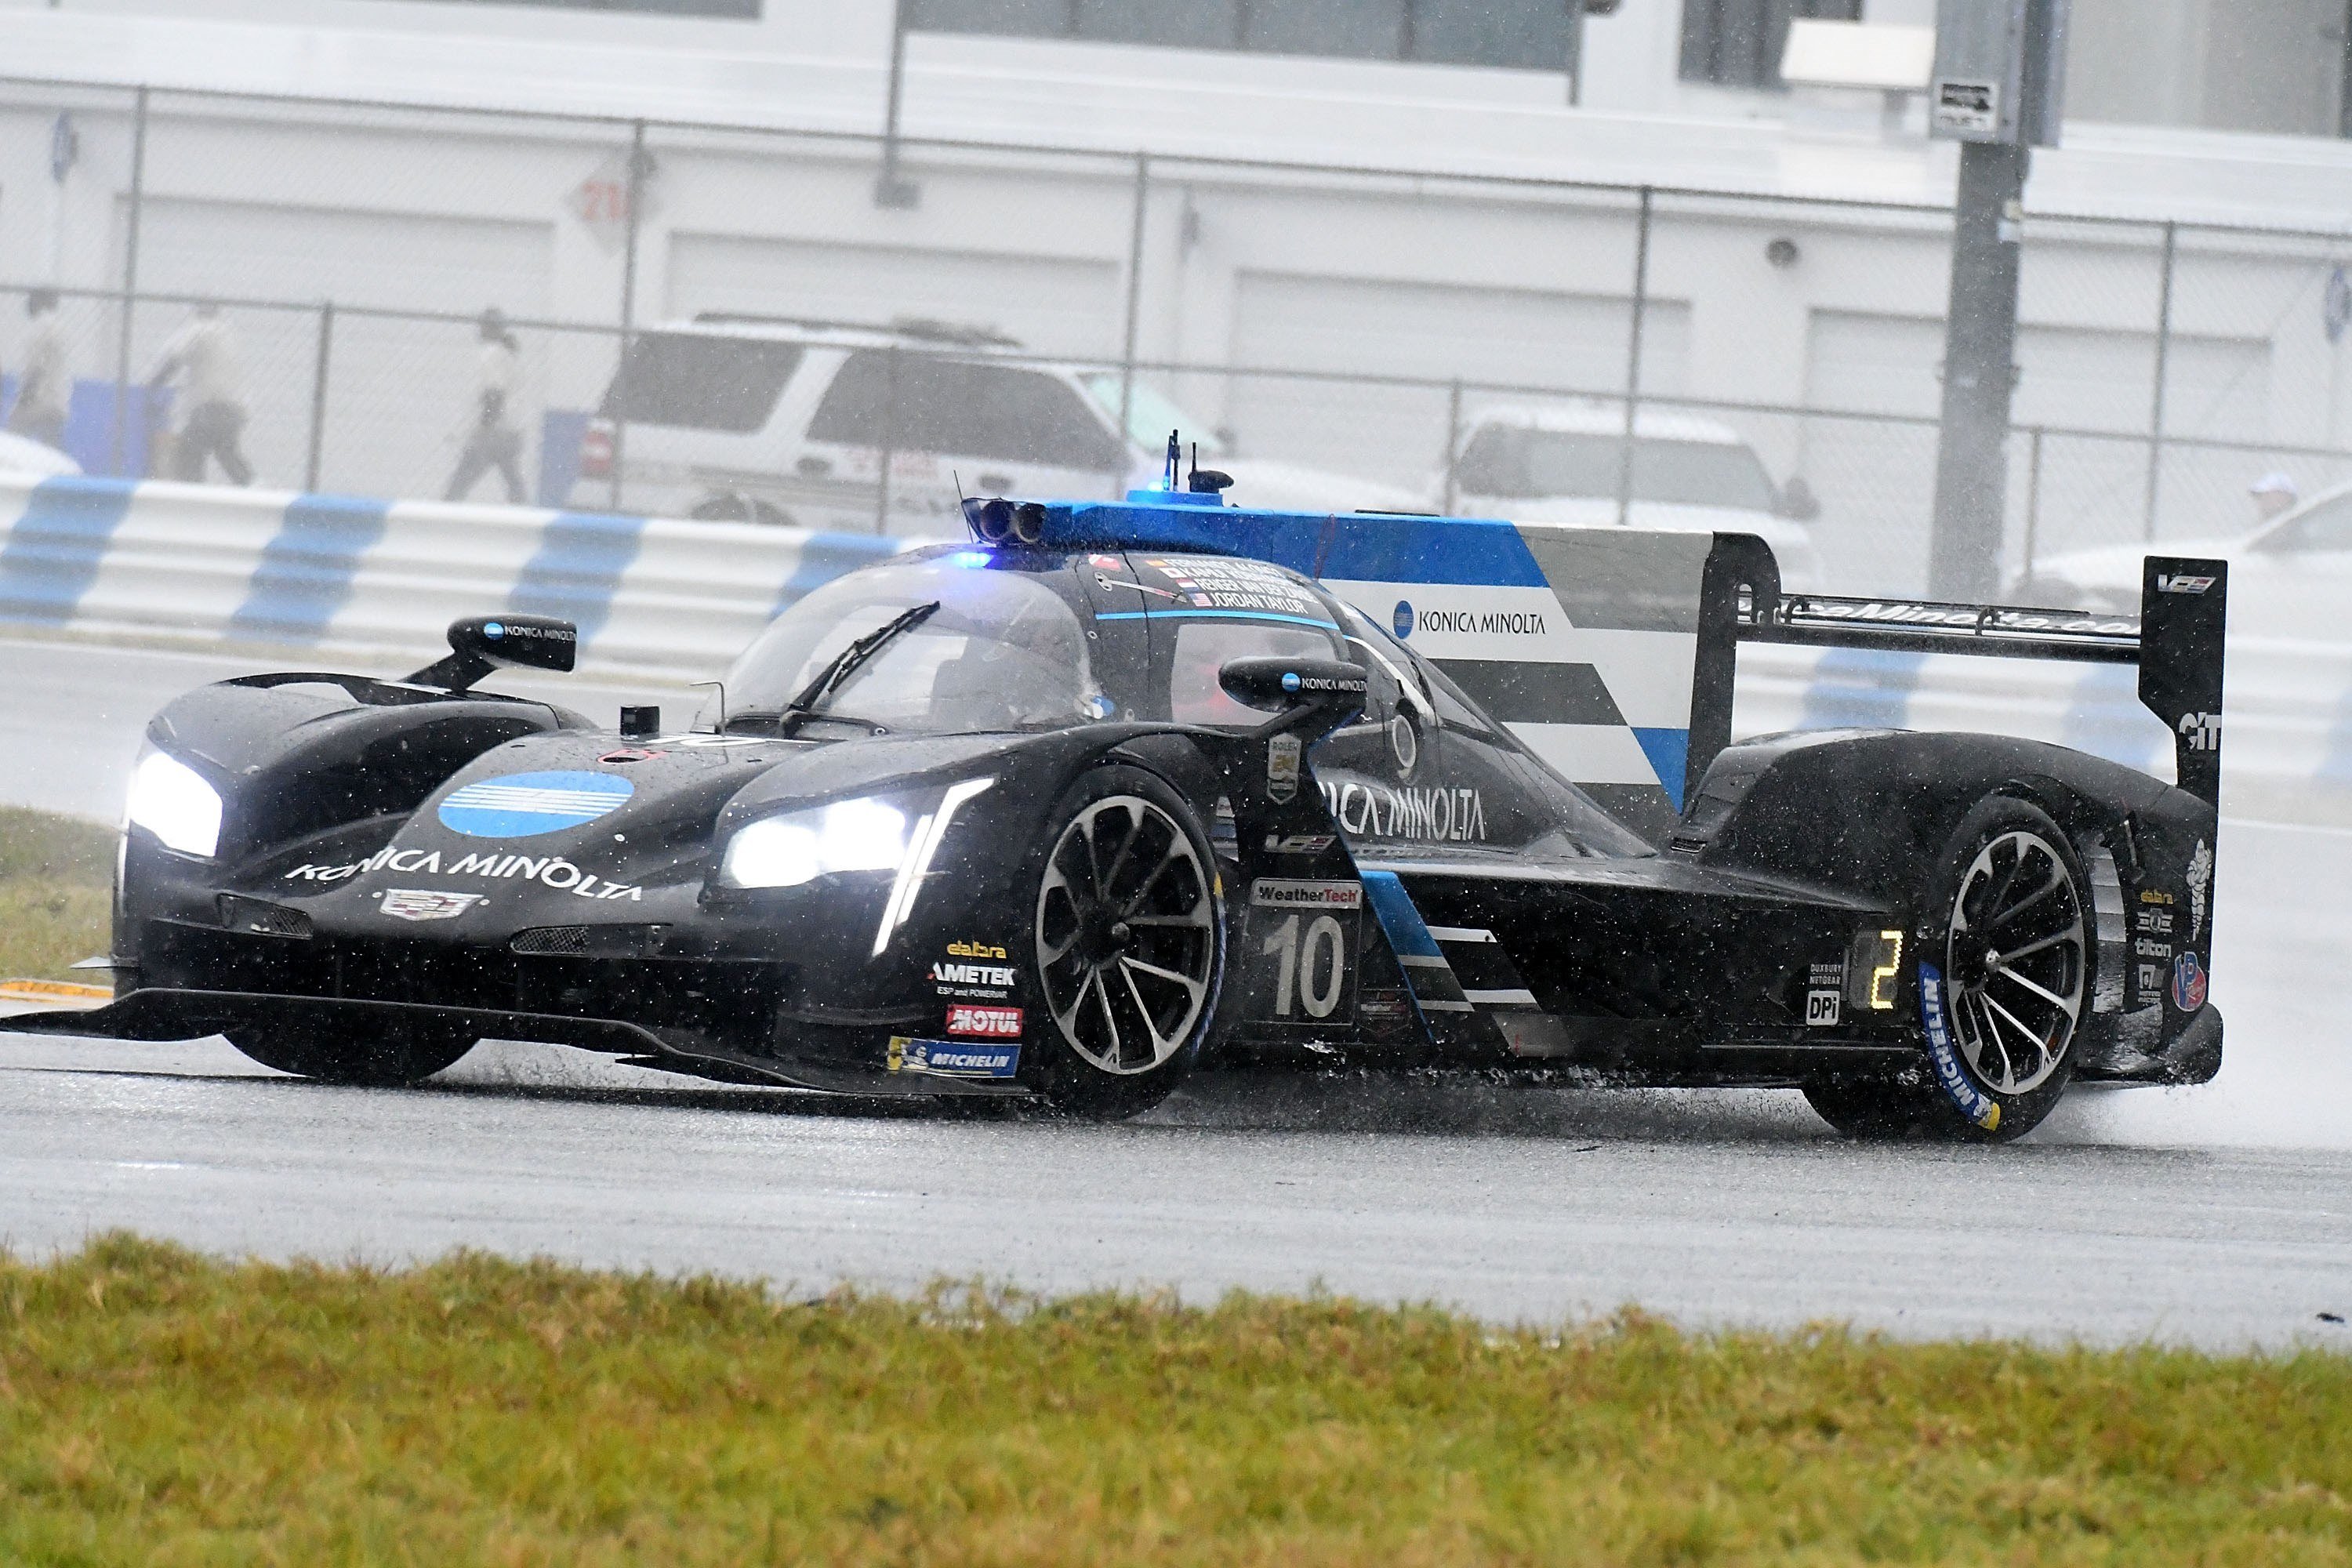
9, 0, 2347, 135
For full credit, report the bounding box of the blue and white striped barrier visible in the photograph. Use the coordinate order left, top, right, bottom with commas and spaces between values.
0, 475, 909, 680
0, 474, 2339, 821
1735, 638, 2352, 823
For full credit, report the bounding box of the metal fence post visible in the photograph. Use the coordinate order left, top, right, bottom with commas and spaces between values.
874, 0, 920, 209
1616, 186, 1653, 528
305, 299, 335, 493
1117, 151, 1150, 447
1442, 378, 1463, 515
111, 85, 149, 477
609, 119, 648, 514
2022, 425, 2045, 583
876, 343, 899, 535
2144, 220, 2177, 542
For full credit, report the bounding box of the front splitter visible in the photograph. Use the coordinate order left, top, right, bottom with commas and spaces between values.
5, 988, 1033, 1099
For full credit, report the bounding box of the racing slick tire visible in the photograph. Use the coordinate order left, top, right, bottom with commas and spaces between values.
225, 1018, 478, 1087
1804, 795, 2092, 1144
1026, 764, 1227, 1120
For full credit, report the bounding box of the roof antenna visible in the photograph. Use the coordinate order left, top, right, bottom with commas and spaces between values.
953, 468, 978, 539
1188, 441, 1198, 489
1163, 430, 1181, 492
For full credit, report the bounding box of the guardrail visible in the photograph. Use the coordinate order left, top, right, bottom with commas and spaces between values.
0, 475, 906, 681
0, 474, 2336, 822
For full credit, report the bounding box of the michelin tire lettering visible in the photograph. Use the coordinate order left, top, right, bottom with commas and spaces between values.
1918, 960, 2002, 1132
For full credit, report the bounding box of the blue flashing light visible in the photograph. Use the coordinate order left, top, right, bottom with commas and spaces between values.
1124, 486, 1227, 509
1034, 499, 1549, 588
947, 550, 993, 568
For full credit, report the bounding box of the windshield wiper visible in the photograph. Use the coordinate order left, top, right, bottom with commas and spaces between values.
772, 600, 940, 738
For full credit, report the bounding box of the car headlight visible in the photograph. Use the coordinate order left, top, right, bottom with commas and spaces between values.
720, 797, 909, 890
126, 750, 223, 859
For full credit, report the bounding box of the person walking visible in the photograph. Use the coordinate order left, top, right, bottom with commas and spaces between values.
445, 307, 526, 504
147, 302, 252, 485
6, 290, 69, 450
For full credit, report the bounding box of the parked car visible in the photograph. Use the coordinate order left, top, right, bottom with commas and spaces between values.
2016, 477, 2352, 636
0, 429, 80, 479
574, 315, 1413, 531
1436, 403, 1823, 589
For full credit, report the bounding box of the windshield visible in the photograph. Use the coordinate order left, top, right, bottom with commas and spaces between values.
718, 553, 1109, 735
1080, 373, 1228, 458
1465, 428, 1778, 512
599, 332, 803, 432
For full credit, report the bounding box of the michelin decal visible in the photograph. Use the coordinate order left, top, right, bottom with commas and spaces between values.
1918, 960, 2001, 1132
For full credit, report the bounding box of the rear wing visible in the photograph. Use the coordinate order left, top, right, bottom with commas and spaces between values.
1690, 535, 2228, 807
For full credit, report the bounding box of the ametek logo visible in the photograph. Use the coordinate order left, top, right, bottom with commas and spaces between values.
932, 961, 1017, 988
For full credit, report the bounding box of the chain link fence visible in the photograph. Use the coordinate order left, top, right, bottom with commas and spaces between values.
8, 75, 2352, 596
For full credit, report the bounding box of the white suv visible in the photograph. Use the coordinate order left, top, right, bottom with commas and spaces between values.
574, 316, 1408, 532
1436, 403, 1824, 590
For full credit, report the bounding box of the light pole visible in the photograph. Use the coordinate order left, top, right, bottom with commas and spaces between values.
1924, 0, 2068, 601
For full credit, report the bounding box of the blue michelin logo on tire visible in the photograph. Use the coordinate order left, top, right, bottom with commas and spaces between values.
437, 771, 633, 839
1392, 601, 1414, 639
1918, 960, 2001, 1132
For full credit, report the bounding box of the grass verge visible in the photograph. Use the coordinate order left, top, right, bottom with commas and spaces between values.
2, 1236, 2347, 1565
0, 805, 113, 981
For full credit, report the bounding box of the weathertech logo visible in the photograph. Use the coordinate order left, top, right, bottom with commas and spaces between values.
946, 1005, 1023, 1039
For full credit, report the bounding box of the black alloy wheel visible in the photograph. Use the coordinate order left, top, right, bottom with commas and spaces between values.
1029, 765, 1225, 1119
1805, 795, 2090, 1143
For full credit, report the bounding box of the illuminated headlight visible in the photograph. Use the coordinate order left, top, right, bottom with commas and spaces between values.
720, 797, 909, 890
126, 750, 223, 859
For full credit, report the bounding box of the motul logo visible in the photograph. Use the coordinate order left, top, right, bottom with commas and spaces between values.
946, 1005, 1023, 1039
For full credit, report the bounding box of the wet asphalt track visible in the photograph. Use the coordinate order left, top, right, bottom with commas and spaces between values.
5, 637, 2351, 1348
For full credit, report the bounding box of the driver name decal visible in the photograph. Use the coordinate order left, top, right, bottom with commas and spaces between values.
1323, 782, 1487, 843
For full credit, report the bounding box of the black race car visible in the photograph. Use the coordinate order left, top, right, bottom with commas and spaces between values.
25, 482, 2229, 1141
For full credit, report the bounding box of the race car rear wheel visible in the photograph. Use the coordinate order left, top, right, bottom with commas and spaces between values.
1804, 796, 2089, 1143
225, 1018, 477, 1087
1029, 766, 1225, 1120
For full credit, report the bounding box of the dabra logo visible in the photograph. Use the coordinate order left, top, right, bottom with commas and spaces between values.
437, 771, 633, 839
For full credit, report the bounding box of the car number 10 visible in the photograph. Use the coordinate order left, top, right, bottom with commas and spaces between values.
1260, 912, 1350, 1019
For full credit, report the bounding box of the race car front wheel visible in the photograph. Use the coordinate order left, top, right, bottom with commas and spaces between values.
1804, 795, 2089, 1143
225, 1018, 477, 1088
1029, 765, 1225, 1120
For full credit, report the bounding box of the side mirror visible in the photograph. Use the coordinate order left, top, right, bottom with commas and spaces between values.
406, 614, 579, 692
1774, 477, 1820, 522
1218, 655, 1369, 717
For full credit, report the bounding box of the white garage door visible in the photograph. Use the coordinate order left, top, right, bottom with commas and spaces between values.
666, 234, 1123, 361
115, 197, 554, 499
1221, 270, 1691, 490
1801, 310, 2275, 580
